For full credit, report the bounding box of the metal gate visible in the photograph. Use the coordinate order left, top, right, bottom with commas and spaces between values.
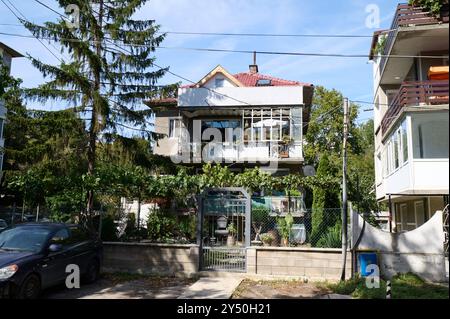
197, 188, 251, 272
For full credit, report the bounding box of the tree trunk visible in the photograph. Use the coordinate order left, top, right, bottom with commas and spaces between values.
86, 0, 104, 233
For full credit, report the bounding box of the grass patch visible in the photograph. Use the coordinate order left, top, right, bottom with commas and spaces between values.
325, 273, 449, 299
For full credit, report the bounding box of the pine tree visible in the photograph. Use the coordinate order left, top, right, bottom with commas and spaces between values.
21, 0, 176, 230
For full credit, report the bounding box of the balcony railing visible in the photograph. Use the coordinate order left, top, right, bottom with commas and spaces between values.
381, 80, 449, 134
178, 141, 302, 162
380, 3, 449, 72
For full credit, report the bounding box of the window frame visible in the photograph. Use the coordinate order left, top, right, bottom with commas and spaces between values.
168, 117, 182, 139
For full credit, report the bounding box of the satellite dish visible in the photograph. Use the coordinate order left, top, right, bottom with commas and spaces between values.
303, 165, 316, 177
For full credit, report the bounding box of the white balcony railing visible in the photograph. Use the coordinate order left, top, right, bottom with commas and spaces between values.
179, 141, 303, 163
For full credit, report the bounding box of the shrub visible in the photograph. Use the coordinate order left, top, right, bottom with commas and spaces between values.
146, 209, 178, 242
316, 223, 342, 248
252, 205, 270, 223
260, 233, 274, 246
178, 215, 197, 241
409, 0, 447, 16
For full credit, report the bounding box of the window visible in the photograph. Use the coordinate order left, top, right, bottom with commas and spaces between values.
215, 78, 225, 88
169, 118, 181, 138
393, 130, 400, 169
68, 226, 90, 244
401, 120, 408, 163
385, 119, 409, 176
201, 120, 240, 143
256, 79, 272, 86
242, 108, 295, 143
414, 201, 426, 227
50, 228, 70, 245
412, 112, 449, 159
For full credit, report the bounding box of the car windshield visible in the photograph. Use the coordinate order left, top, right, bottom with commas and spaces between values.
0, 227, 52, 253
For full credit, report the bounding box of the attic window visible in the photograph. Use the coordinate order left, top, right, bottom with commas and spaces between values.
215, 78, 225, 87
256, 79, 272, 86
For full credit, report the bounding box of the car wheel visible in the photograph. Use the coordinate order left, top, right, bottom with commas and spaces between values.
83, 259, 100, 284
18, 274, 41, 299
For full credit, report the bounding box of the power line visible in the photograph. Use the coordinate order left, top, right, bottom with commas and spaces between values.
1, 30, 448, 60
33, 0, 69, 20
0, 0, 63, 63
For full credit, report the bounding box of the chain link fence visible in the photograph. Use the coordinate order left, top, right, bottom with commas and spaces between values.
250, 197, 344, 248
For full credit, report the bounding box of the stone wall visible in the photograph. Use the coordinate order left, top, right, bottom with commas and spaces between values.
103, 242, 199, 277
247, 247, 352, 280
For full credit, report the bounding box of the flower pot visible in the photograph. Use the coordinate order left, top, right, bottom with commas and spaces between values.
282, 238, 289, 247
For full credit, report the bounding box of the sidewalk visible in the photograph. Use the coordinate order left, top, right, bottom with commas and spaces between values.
177, 277, 243, 299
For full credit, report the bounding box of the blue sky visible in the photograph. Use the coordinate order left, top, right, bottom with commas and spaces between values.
1, 0, 399, 123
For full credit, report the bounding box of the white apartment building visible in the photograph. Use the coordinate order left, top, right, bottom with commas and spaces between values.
369, 3, 449, 232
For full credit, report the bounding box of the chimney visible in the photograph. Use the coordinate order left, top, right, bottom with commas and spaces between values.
249, 51, 259, 74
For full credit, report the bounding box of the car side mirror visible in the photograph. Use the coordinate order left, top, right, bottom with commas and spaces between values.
48, 243, 63, 253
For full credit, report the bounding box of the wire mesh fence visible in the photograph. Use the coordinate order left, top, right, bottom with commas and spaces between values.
250, 197, 344, 248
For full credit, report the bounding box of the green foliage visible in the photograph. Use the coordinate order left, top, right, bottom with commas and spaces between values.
277, 213, 294, 240
178, 215, 197, 241
305, 86, 360, 165
146, 209, 178, 242
326, 273, 448, 299
316, 223, 342, 248
311, 154, 341, 245
252, 205, 271, 224
259, 233, 274, 246
409, 0, 447, 15
373, 35, 386, 55
227, 222, 237, 235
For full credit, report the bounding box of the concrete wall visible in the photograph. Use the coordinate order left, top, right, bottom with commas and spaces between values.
247, 247, 352, 281
178, 86, 304, 107
103, 243, 199, 277
352, 209, 447, 282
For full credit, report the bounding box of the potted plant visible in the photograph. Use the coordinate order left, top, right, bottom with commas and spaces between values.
260, 233, 274, 247
279, 135, 292, 158
277, 213, 294, 247
226, 222, 237, 246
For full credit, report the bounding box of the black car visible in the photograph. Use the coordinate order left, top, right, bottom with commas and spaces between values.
0, 223, 103, 299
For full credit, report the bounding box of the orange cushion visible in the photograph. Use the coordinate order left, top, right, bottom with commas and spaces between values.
428, 66, 449, 80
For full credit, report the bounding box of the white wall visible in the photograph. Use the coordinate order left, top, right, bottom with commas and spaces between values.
178, 86, 304, 107
352, 208, 447, 282
202, 74, 236, 89
413, 159, 449, 191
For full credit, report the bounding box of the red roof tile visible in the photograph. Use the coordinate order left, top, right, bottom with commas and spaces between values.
180, 72, 312, 89
233, 72, 312, 87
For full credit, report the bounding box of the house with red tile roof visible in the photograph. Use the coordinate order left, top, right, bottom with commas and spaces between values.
147, 62, 314, 174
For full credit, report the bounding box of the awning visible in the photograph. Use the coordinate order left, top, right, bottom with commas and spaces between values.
428, 66, 449, 80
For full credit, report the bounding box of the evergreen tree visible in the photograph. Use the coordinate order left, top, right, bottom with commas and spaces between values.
21, 0, 176, 229
310, 153, 341, 245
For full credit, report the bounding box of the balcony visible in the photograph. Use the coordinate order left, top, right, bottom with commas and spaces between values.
381, 80, 449, 134
380, 3, 449, 73
180, 141, 303, 164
